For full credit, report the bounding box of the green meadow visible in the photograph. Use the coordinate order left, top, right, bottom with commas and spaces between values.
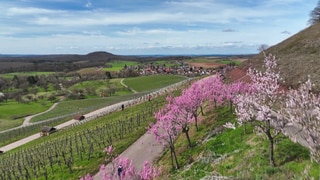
0, 99, 52, 131
187, 58, 242, 66
123, 74, 188, 92
104, 60, 140, 71
0, 71, 55, 78
154, 60, 177, 67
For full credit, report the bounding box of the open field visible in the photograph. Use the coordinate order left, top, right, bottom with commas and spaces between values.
0, 71, 56, 78
153, 60, 177, 67
104, 60, 141, 71
186, 58, 244, 69
0, 100, 52, 131
30, 93, 145, 123
124, 74, 188, 92
68, 79, 132, 98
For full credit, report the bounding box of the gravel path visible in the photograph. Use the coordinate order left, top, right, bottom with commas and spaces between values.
93, 132, 165, 179
120, 78, 138, 93
22, 102, 59, 127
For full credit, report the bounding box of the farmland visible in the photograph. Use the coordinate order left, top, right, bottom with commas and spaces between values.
0, 96, 164, 179
123, 75, 188, 92
0, 55, 254, 179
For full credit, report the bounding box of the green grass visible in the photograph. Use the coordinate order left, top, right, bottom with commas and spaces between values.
186, 58, 242, 66
68, 79, 131, 97
0, 100, 52, 131
217, 59, 242, 65
123, 75, 188, 92
156, 106, 320, 179
104, 60, 140, 71
153, 60, 177, 67
30, 92, 148, 122
69, 80, 107, 89
0, 71, 55, 78
0, 119, 24, 132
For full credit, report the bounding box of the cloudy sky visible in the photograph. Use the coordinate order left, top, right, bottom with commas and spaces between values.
0, 0, 317, 55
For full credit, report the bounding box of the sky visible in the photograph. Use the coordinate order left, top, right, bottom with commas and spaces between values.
0, 0, 318, 55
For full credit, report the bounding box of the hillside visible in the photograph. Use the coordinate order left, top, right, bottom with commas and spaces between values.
247, 23, 320, 91
0, 51, 193, 74
0, 51, 120, 73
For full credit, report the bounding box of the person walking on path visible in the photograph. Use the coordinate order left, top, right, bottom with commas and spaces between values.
117, 165, 123, 179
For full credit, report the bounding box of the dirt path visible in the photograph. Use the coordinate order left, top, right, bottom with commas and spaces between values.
120, 78, 138, 93
22, 102, 59, 127
0, 102, 60, 134
93, 132, 165, 179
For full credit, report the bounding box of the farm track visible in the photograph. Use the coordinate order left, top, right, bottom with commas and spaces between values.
120, 78, 138, 93
0, 103, 59, 134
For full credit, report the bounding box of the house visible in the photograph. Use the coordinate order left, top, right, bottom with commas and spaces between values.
40, 126, 57, 136
73, 114, 85, 121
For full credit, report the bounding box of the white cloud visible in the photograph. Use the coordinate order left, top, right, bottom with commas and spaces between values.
7, 7, 64, 16
0, 0, 317, 54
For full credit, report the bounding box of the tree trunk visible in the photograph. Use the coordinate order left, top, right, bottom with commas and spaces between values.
269, 137, 275, 167
171, 145, 180, 169
243, 123, 247, 135
183, 128, 192, 147
169, 137, 180, 169
200, 106, 204, 116
193, 113, 199, 131
229, 100, 233, 113
170, 149, 174, 169
265, 123, 275, 167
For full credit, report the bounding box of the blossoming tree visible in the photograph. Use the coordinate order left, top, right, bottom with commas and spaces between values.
233, 54, 286, 167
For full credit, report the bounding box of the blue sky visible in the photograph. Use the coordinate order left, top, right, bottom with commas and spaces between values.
0, 0, 317, 55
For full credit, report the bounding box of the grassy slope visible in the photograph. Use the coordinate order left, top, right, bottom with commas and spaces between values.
0, 99, 52, 131
68, 79, 132, 97
249, 23, 320, 91
156, 107, 320, 179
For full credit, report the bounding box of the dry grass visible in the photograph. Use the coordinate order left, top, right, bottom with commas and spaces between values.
247, 23, 320, 92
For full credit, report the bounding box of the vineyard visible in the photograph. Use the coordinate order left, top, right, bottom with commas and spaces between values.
0, 100, 161, 179
0, 77, 192, 179
0, 92, 150, 147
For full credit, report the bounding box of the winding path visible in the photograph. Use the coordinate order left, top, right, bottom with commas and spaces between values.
120, 78, 138, 93
22, 102, 59, 127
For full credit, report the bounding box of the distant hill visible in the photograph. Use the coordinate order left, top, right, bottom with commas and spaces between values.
246, 23, 320, 91
0, 51, 122, 73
